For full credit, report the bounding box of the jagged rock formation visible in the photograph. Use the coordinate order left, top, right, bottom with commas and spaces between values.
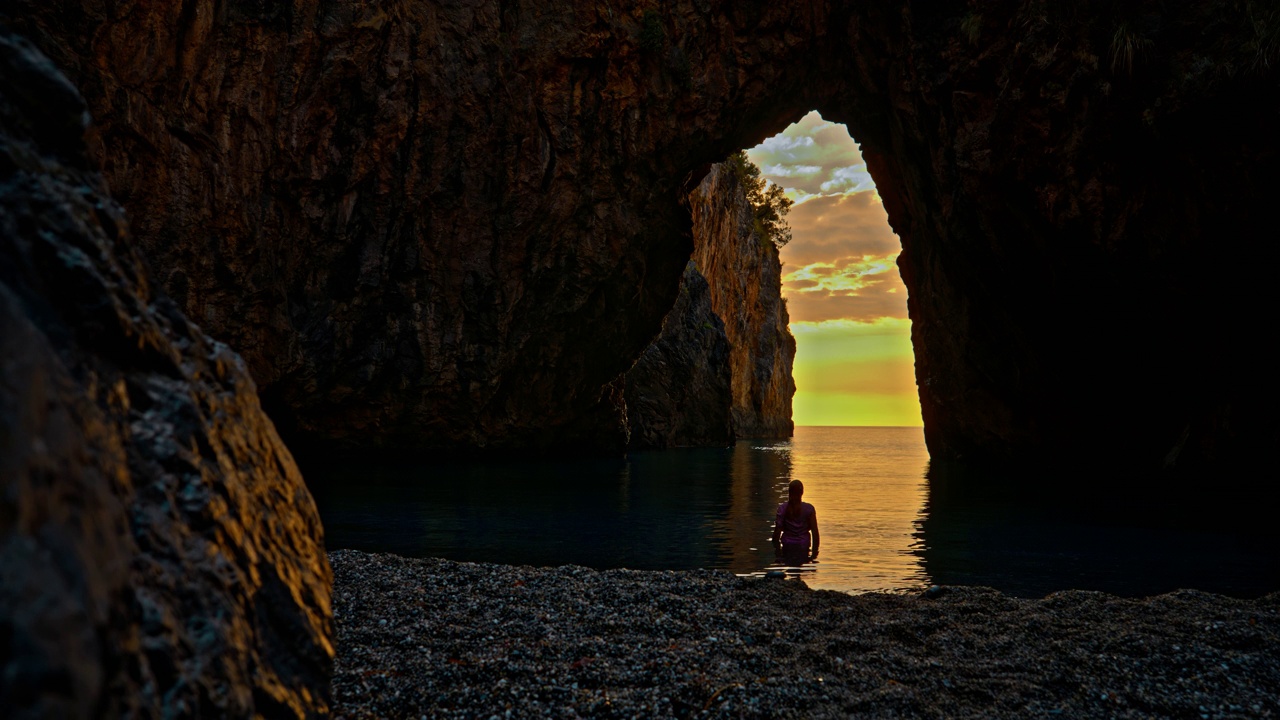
624, 263, 735, 449
690, 164, 796, 439
0, 31, 332, 718
10, 1, 1280, 473
624, 162, 795, 449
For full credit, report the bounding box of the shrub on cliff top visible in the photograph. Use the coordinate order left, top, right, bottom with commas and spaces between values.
727, 151, 793, 249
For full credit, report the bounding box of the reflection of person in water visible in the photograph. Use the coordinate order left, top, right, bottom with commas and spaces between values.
772, 479, 819, 566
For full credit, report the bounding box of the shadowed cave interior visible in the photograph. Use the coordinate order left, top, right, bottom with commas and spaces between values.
16, 1, 1277, 478
4, 3, 1280, 716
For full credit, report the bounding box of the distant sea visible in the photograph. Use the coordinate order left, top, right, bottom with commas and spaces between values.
305, 426, 1280, 597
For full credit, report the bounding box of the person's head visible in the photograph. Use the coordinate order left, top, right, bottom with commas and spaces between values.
788, 479, 803, 503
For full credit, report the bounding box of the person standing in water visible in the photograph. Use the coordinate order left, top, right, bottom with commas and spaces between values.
772, 479, 819, 566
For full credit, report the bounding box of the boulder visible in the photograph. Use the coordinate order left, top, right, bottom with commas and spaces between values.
0, 31, 332, 718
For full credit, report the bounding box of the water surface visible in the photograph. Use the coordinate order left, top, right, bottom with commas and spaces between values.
306, 426, 1279, 597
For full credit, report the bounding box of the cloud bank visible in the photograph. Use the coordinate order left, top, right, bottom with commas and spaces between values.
745, 111, 908, 325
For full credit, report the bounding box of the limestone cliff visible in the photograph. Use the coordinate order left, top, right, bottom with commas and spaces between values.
690, 163, 796, 439
625, 162, 795, 449
627, 159, 793, 445
850, 3, 1280, 472
624, 263, 734, 449
0, 31, 331, 718
10, 1, 1280, 474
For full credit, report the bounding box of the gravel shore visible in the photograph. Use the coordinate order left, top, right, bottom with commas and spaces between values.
331, 550, 1279, 719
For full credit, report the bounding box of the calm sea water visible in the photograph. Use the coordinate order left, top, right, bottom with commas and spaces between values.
305, 426, 1279, 597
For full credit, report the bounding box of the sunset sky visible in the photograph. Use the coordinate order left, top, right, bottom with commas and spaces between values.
745, 112, 922, 427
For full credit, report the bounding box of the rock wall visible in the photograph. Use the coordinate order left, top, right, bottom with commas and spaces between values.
838, 3, 1280, 471
10, 1, 1280, 473
624, 263, 734, 449
690, 163, 796, 439
5, 0, 834, 455
0, 31, 332, 718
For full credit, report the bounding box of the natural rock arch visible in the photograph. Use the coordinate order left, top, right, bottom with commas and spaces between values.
10, 0, 1279, 473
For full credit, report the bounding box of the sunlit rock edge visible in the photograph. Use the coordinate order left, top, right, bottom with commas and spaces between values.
0, 30, 332, 719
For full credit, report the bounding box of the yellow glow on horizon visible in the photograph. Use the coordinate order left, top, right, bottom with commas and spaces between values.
793, 391, 923, 427
789, 318, 923, 427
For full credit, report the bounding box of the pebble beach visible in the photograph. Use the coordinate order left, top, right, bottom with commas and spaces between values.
331, 550, 1280, 718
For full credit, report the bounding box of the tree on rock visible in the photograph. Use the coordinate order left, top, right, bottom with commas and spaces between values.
728, 151, 793, 249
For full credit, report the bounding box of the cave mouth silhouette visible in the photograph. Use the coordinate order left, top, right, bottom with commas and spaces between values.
12, 0, 1272, 476
735, 111, 921, 432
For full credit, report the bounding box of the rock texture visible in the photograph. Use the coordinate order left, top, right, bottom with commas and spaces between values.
624, 263, 734, 449
11, 1, 1280, 472
0, 31, 332, 718
6, 0, 832, 455
690, 163, 796, 440
625, 163, 795, 449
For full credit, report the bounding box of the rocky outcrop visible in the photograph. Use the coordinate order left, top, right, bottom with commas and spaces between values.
690, 164, 796, 439
10, 1, 1280, 474
624, 263, 734, 449
0, 31, 331, 718
624, 162, 795, 449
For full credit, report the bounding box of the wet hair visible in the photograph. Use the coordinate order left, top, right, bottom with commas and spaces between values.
788, 479, 803, 495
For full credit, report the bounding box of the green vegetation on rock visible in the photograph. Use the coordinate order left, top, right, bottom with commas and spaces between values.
727, 151, 793, 249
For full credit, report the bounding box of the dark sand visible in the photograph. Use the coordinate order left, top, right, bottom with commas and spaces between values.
331, 551, 1279, 718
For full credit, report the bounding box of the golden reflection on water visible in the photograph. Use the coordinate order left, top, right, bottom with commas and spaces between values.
309, 425, 933, 593
725, 436, 793, 572
734, 426, 931, 593
309, 425, 1278, 596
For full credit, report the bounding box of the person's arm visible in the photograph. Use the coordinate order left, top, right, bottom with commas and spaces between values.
772, 507, 783, 549
809, 509, 820, 559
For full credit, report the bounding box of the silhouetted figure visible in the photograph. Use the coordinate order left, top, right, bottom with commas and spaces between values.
772, 479, 819, 566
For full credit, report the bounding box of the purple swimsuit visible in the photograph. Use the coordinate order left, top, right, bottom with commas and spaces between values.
776, 501, 816, 547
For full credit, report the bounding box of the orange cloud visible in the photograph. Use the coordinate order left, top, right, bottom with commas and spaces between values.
778, 194, 907, 323
782, 192, 902, 265
784, 286, 908, 324
745, 113, 907, 326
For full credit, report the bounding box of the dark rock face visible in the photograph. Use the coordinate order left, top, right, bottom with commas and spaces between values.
624, 263, 734, 449
12, 1, 1280, 473
844, 3, 1280, 471
689, 164, 795, 440
6, 0, 833, 455
0, 31, 332, 718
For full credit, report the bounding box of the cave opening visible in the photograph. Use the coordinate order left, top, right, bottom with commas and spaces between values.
738, 111, 921, 431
